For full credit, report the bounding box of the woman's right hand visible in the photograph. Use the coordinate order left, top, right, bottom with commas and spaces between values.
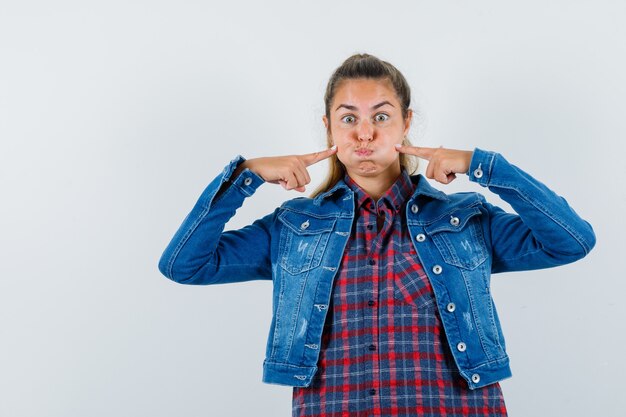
237, 145, 337, 192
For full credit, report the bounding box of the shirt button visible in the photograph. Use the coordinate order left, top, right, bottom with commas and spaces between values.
457, 342, 467, 352
369, 259, 376, 265
369, 388, 376, 395
411, 204, 419, 214
244, 177, 252, 186
415, 233, 426, 242
367, 224, 373, 230
450, 216, 460, 226
368, 300, 375, 306
395, 204, 401, 211
432, 265, 443, 274
471, 373, 481, 383
368, 344, 376, 351
446, 302, 456, 312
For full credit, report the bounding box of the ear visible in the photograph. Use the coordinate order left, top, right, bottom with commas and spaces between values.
322, 115, 334, 144
403, 109, 413, 137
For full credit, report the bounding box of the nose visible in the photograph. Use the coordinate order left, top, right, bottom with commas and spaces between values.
357, 119, 374, 142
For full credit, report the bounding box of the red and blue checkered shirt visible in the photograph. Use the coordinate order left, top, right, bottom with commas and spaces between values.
292, 168, 508, 417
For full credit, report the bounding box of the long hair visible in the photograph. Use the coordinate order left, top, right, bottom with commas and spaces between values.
308, 53, 420, 199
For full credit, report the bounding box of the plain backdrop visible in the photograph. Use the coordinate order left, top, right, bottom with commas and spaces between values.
1, 1, 624, 416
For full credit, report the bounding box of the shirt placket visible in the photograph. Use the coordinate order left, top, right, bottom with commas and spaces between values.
362, 200, 394, 415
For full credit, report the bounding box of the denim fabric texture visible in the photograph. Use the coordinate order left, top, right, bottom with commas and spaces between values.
158, 147, 596, 389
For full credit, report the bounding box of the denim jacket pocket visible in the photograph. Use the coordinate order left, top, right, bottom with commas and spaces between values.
393, 246, 436, 309
277, 210, 336, 275
425, 205, 489, 270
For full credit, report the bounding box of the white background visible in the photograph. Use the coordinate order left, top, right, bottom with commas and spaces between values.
1, 1, 624, 416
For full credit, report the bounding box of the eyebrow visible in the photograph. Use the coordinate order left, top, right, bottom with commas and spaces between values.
334, 100, 395, 112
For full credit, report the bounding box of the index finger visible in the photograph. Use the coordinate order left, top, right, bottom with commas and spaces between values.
301, 145, 338, 166
395, 145, 437, 160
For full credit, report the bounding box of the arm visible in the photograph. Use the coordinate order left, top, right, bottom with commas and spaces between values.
467, 148, 597, 273
158, 155, 276, 285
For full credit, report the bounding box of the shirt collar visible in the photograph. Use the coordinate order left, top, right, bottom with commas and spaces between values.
343, 168, 415, 213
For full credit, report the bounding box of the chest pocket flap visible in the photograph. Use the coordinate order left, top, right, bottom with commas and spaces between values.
278, 210, 336, 274
424, 205, 488, 270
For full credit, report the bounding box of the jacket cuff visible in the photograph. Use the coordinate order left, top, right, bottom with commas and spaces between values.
467, 147, 496, 185
221, 154, 266, 197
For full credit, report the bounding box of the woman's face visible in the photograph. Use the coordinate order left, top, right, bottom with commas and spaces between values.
323, 78, 412, 179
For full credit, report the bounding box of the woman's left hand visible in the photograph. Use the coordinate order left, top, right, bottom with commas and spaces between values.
395, 144, 473, 184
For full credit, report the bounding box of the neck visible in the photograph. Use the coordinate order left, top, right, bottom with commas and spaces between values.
347, 163, 402, 201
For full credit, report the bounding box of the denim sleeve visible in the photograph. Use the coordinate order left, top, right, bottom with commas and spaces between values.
467, 147, 596, 273
158, 155, 277, 285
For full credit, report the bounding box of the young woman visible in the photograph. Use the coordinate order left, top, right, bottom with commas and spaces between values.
158, 53, 596, 417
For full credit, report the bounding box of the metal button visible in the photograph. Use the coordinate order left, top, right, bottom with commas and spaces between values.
411, 204, 419, 214
300, 220, 310, 230
244, 177, 252, 185
415, 233, 426, 242
432, 265, 443, 274
471, 373, 480, 383
473, 163, 483, 179
446, 302, 456, 312
450, 216, 459, 226
457, 342, 467, 352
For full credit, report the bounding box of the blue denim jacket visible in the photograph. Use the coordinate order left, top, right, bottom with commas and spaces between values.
158, 147, 596, 389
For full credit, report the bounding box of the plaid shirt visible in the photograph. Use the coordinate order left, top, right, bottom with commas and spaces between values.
292, 168, 508, 417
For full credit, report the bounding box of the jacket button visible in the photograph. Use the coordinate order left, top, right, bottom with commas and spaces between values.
411, 204, 419, 213
415, 233, 426, 242
368, 300, 375, 306
432, 265, 443, 274
446, 302, 456, 312
300, 220, 309, 230
450, 216, 459, 226
473, 163, 483, 178
471, 373, 481, 383
457, 342, 467, 352
369, 259, 376, 265
244, 177, 252, 186
368, 344, 376, 351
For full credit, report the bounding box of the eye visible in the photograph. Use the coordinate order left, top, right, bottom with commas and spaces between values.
341, 115, 356, 123
375, 113, 389, 122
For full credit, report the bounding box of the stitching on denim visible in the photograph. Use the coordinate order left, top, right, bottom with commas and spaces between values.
270, 268, 286, 358
284, 272, 309, 360
486, 151, 495, 185
165, 199, 212, 278
489, 180, 588, 255
459, 268, 493, 361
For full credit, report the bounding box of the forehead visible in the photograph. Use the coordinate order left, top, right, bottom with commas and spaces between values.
333, 78, 398, 109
